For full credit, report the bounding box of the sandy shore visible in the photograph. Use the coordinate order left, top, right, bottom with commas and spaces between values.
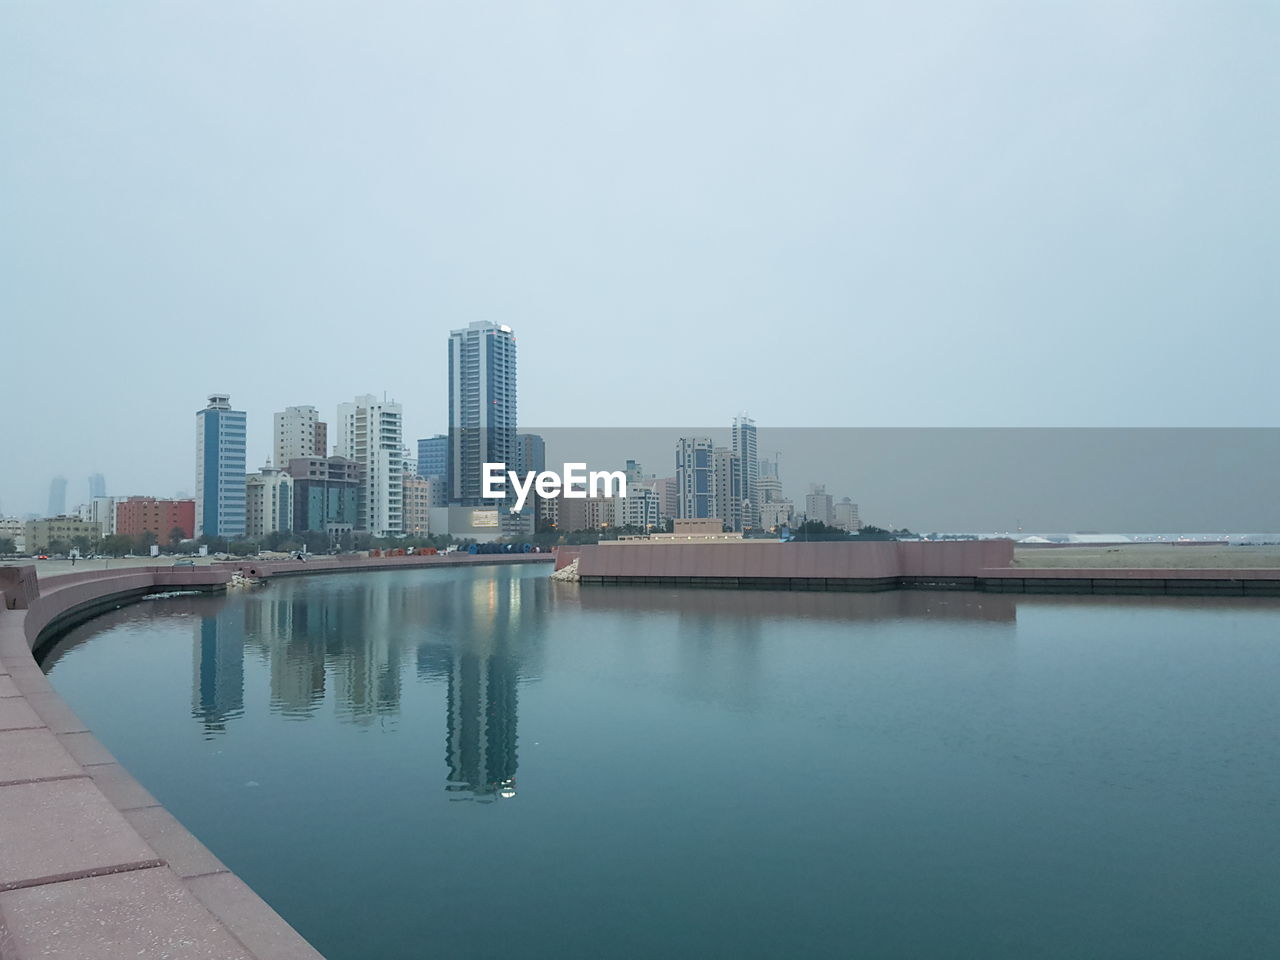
1013, 544, 1280, 569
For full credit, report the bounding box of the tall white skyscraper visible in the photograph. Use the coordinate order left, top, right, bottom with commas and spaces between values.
336, 395, 403, 537
448, 322, 517, 505
731, 415, 759, 530
195, 394, 247, 538
274, 405, 325, 466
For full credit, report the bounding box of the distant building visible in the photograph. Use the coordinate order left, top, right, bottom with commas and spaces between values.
712, 447, 742, 532
757, 458, 782, 506
556, 494, 616, 532
617, 482, 662, 530
833, 497, 861, 532
418, 435, 448, 480
244, 466, 293, 539
0, 517, 25, 553
115, 497, 196, 543
805, 484, 834, 526
759, 499, 794, 531
537, 493, 559, 529
274, 405, 327, 466
731, 416, 759, 530
88, 496, 123, 536
195, 394, 247, 538
401, 474, 431, 536
88, 473, 106, 500
654, 476, 678, 521
47, 477, 67, 518
515, 433, 546, 475
448, 322, 517, 506
422, 475, 448, 508
288, 456, 361, 537
24, 516, 103, 553
676, 437, 714, 519
336, 395, 403, 537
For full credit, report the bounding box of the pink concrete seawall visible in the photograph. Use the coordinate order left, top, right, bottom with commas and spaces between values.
575, 539, 1013, 584
0, 553, 552, 959
570, 540, 1280, 595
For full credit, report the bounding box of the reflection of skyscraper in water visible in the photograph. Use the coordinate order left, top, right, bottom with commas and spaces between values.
193, 613, 245, 736
445, 644, 519, 801
429, 573, 541, 801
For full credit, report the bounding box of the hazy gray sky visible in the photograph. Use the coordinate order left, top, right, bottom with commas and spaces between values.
2, 2, 1277, 516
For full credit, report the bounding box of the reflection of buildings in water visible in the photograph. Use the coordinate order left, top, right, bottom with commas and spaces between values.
575, 585, 1018, 624
243, 591, 325, 719
330, 575, 401, 725
410, 571, 543, 801
179, 567, 547, 795
445, 646, 519, 801
192, 612, 245, 735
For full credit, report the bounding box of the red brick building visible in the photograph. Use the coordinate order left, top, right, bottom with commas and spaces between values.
115, 497, 196, 542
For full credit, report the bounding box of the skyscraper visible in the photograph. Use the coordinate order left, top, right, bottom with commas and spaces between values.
195, 394, 247, 538
731, 415, 759, 530
336, 394, 403, 537
676, 437, 714, 519
47, 476, 67, 517
448, 322, 517, 505
88, 473, 106, 500
274, 405, 326, 466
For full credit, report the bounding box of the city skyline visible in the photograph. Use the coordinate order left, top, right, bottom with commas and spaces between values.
5, 3, 1278, 519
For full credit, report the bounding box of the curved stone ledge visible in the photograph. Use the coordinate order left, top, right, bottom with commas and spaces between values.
0, 554, 553, 959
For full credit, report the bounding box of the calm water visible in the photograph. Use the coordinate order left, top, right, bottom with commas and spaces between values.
42, 566, 1280, 959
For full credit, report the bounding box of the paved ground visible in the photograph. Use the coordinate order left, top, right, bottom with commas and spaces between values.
1013, 544, 1280, 569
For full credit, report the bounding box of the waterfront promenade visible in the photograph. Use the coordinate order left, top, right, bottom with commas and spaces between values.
0, 553, 550, 960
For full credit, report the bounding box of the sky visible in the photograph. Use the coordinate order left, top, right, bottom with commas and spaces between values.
2, 1, 1278, 519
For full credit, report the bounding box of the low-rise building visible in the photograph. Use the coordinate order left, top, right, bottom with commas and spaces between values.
245, 466, 293, 539
616, 483, 662, 531
0, 517, 25, 553
759, 500, 795, 531
115, 497, 196, 543
805, 484, 834, 526
833, 497, 861, 532
24, 516, 104, 553
402, 474, 431, 536
289, 456, 360, 537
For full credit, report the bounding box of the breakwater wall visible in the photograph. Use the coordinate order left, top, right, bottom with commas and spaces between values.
563, 540, 1280, 596
0, 553, 550, 959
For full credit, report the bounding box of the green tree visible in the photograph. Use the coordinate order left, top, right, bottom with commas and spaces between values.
101, 534, 133, 556
168, 527, 187, 548
198, 535, 229, 554
0, 537, 16, 555
71, 535, 93, 556
138, 530, 158, 552
47, 538, 72, 556
793, 521, 853, 541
